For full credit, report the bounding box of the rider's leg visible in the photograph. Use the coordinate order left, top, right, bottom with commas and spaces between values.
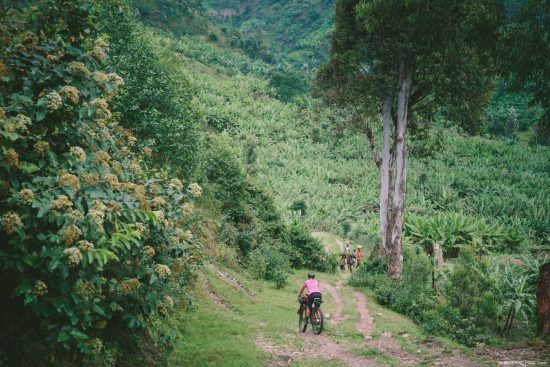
306, 306, 310, 318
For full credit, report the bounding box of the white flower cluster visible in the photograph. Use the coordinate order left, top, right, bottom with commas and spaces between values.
14, 114, 31, 131
181, 202, 193, 215
154, 264, 172, 279
45, 91, 62, 112
91, 98, 111, 119
2, 212, 23, 235
188, 183, 203, 198
64, 247, 82, 268
78, 240, 94, 252
169, 178, 183, 190
34, 141, 50, 155
67, 61, 89, 75
52, 195, 73, 214
62, 225, 82, 245
19, 188, 34, 205
69, 146, 86, 163
59, 173, 79, 191
4, 149, 19, 167
88, 200, 106, 229
143, 246, 155, 259
33, 280, 48, 297
60, 86, 79, 104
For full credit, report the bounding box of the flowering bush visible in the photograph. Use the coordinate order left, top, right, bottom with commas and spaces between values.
0, 1, 201, 364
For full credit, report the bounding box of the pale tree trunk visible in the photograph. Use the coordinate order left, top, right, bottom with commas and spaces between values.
379, 94, 394, 258
433, 243, 444, 271
387, 59, 412, 283
432, 243, 444, 290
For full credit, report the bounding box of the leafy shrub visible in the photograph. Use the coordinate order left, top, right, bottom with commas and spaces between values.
200, 134, 335, 277
0, 2, 200, 364
286, 224, 336, 272
444, 249, 501, 330
351, 245, 542, 346
98, 2, 200, 177
248, 245, 290, 288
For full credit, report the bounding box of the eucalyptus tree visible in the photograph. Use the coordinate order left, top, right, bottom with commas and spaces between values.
315, 0, 502, 281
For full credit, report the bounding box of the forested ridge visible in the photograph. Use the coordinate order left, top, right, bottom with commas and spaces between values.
0, 0, 548, 366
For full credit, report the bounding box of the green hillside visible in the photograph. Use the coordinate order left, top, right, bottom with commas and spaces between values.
204, 0, 334, 67
1, 0, 548, 366
172, 34, 550, 251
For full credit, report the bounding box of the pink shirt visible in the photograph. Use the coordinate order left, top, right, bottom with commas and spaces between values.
304, 279, 321, 294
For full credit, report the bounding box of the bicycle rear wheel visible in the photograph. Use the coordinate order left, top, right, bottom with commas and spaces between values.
311, 308, 324, 335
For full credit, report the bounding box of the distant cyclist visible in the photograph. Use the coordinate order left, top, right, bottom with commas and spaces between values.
298, 271, 322, 322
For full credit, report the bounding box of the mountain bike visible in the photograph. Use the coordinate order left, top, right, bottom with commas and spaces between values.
297, 295, 324, 335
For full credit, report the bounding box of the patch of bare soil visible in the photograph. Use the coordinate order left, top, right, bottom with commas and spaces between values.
353, 290, 421, 365
475, 345, 550, 367
353, 291, 374, 338
209, 264, 257, 300
321, 281, 348, 326
368, 332, 422, 366
423, 339, 483, 367
256, 333, 377, 367
198, 272, 230, 311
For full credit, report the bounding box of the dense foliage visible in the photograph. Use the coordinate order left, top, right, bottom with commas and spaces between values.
0, 1, 201, 365
98, 2, 200, 177
1, 0, 548, 360
199, 134, 336, 286
173, 15, 549, 342
350, 248, 542, 346
132, 0, 205, 35
498, 0, 550, 145
205, 0, 334, 67
182, 41, 549, 253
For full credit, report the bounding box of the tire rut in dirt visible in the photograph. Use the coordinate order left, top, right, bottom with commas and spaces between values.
320, 281, 347, 327
256, 332, 378, 367
198, 272, 231, 311
209, 264, 257, 300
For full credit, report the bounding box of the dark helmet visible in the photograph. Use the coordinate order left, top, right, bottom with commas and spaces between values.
308, 271, 315, 279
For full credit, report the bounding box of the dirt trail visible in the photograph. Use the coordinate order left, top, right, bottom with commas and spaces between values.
320, 281, 347, 326
353, 291, 374, 338
209, 264, 257, 299
259, 232, 549, 367
198, 272, 230, 311
422, 339, 483, 367
353, 289, 421, 366
256, 333, 377, 367
475, 346, 550, 367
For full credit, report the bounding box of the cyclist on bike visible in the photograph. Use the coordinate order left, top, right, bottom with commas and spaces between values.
298, 271, 322, 322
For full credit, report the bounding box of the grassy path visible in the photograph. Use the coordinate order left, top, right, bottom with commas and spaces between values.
168, 233, 540, 366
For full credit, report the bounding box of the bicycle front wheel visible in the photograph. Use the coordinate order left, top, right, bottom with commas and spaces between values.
311, 308, 324, 335
298, 307, 308, 333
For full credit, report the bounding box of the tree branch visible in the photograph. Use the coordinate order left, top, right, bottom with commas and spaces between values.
364, 116, 381, 169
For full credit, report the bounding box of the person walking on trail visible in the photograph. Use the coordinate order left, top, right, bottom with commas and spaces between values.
356, 245, 363, 268
346, 250, 356, 273
339, 252, 346, 270
298, 271, 322, 323
344, 240, 351, 255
